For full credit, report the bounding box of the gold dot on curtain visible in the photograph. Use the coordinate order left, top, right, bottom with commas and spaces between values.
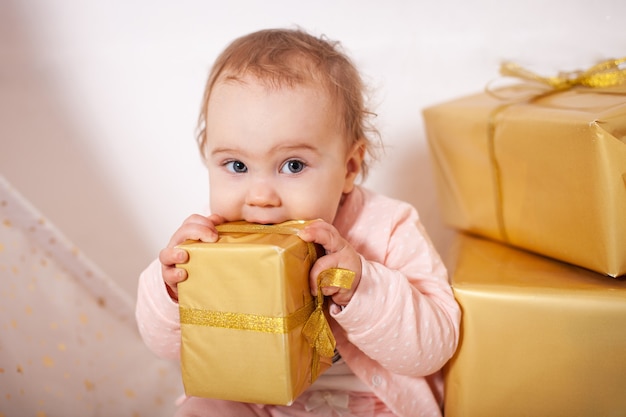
42, 356, 55, 368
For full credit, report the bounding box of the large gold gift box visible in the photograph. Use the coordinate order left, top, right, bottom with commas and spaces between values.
423, 85, 626, 277
444, 233, 626, 417
176, 221, 329, 405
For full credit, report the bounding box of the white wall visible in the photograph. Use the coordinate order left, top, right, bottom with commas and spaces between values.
2, 0, 625, 297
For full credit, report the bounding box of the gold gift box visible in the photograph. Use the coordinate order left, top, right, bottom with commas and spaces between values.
423, 85, 626, 277
176, 221, 329, 405
444, 233, 626, 417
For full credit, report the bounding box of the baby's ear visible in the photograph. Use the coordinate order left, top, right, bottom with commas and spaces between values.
342, 140, 365, 194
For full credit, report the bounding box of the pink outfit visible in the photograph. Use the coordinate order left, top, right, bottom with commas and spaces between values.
136, 186, 461, 417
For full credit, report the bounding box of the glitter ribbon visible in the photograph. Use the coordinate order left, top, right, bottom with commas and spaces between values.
499, 57, 626, 90
302, 268, 355, 381
179, 221, 320, 333
216, 220, 310, 236
179, 267, 355, 382
215, 221, 321, 262
179, 301, 315, 333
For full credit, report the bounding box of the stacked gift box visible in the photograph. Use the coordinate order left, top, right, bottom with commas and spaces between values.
422, 59, 626, 416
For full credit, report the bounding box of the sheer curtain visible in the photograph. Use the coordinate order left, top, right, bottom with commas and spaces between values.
0, 175, 181, 416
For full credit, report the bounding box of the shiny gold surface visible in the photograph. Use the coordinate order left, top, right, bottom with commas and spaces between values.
176, 221, 328, 405
423, 85, 626, 277
443, 233, 626, 417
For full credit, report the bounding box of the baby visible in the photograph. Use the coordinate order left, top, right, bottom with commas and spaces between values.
136, 28, 460, 417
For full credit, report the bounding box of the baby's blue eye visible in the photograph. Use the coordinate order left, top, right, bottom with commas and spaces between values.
226, 160, 247, 173
281, 159, 305, 174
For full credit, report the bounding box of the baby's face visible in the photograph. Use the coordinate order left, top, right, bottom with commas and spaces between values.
204, 75, 362, 225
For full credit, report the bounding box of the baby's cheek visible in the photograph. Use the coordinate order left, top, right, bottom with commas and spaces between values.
209, 199, 240, 221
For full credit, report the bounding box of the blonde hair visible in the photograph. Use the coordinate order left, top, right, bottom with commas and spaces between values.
196, 28, 381, 178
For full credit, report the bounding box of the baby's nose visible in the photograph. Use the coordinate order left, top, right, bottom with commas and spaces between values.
245, 179, 281, 207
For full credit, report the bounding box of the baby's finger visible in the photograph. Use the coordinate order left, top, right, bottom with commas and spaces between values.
162, 265, 187, 300
321, 286, 340, 297
298, 220, 345, 254
163, 265, 187, 285
159, 246, 189, 267
168, 222, 219, 247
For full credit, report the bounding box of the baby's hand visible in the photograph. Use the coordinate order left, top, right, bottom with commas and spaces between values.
298, 220, 362, 306
159, 213, 225, 300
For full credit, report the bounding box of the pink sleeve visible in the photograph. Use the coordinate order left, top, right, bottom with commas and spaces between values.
135, 258, 182, 361
331, 200, 460, 378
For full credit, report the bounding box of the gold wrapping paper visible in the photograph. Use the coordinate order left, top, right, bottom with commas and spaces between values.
423, 84, 626, 277
443, 233, 626, 417
176, 221, 329, 405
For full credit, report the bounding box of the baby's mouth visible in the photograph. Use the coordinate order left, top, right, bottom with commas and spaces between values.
242, 217, 285, 225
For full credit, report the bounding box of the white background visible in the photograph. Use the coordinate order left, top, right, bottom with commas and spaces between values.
2, 0, 625, 297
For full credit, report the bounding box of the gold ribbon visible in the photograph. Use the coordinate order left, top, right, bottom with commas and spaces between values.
216, 220, 310, 236
179, 267, 355, 382
180, 222, 321, 334
486, 58, 626, 242
179, 301, 315, 333
215, 220, 321, 262
499, 57, 626, 90
302, 268, 355, 382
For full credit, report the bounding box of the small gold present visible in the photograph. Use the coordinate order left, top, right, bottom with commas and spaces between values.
423, 59, 626, 277
443, 233, 626, 417
176, 220, 353, 405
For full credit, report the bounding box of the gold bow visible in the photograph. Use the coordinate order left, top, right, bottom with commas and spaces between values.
301, 268, 355, 381
499, 57, 626, 90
